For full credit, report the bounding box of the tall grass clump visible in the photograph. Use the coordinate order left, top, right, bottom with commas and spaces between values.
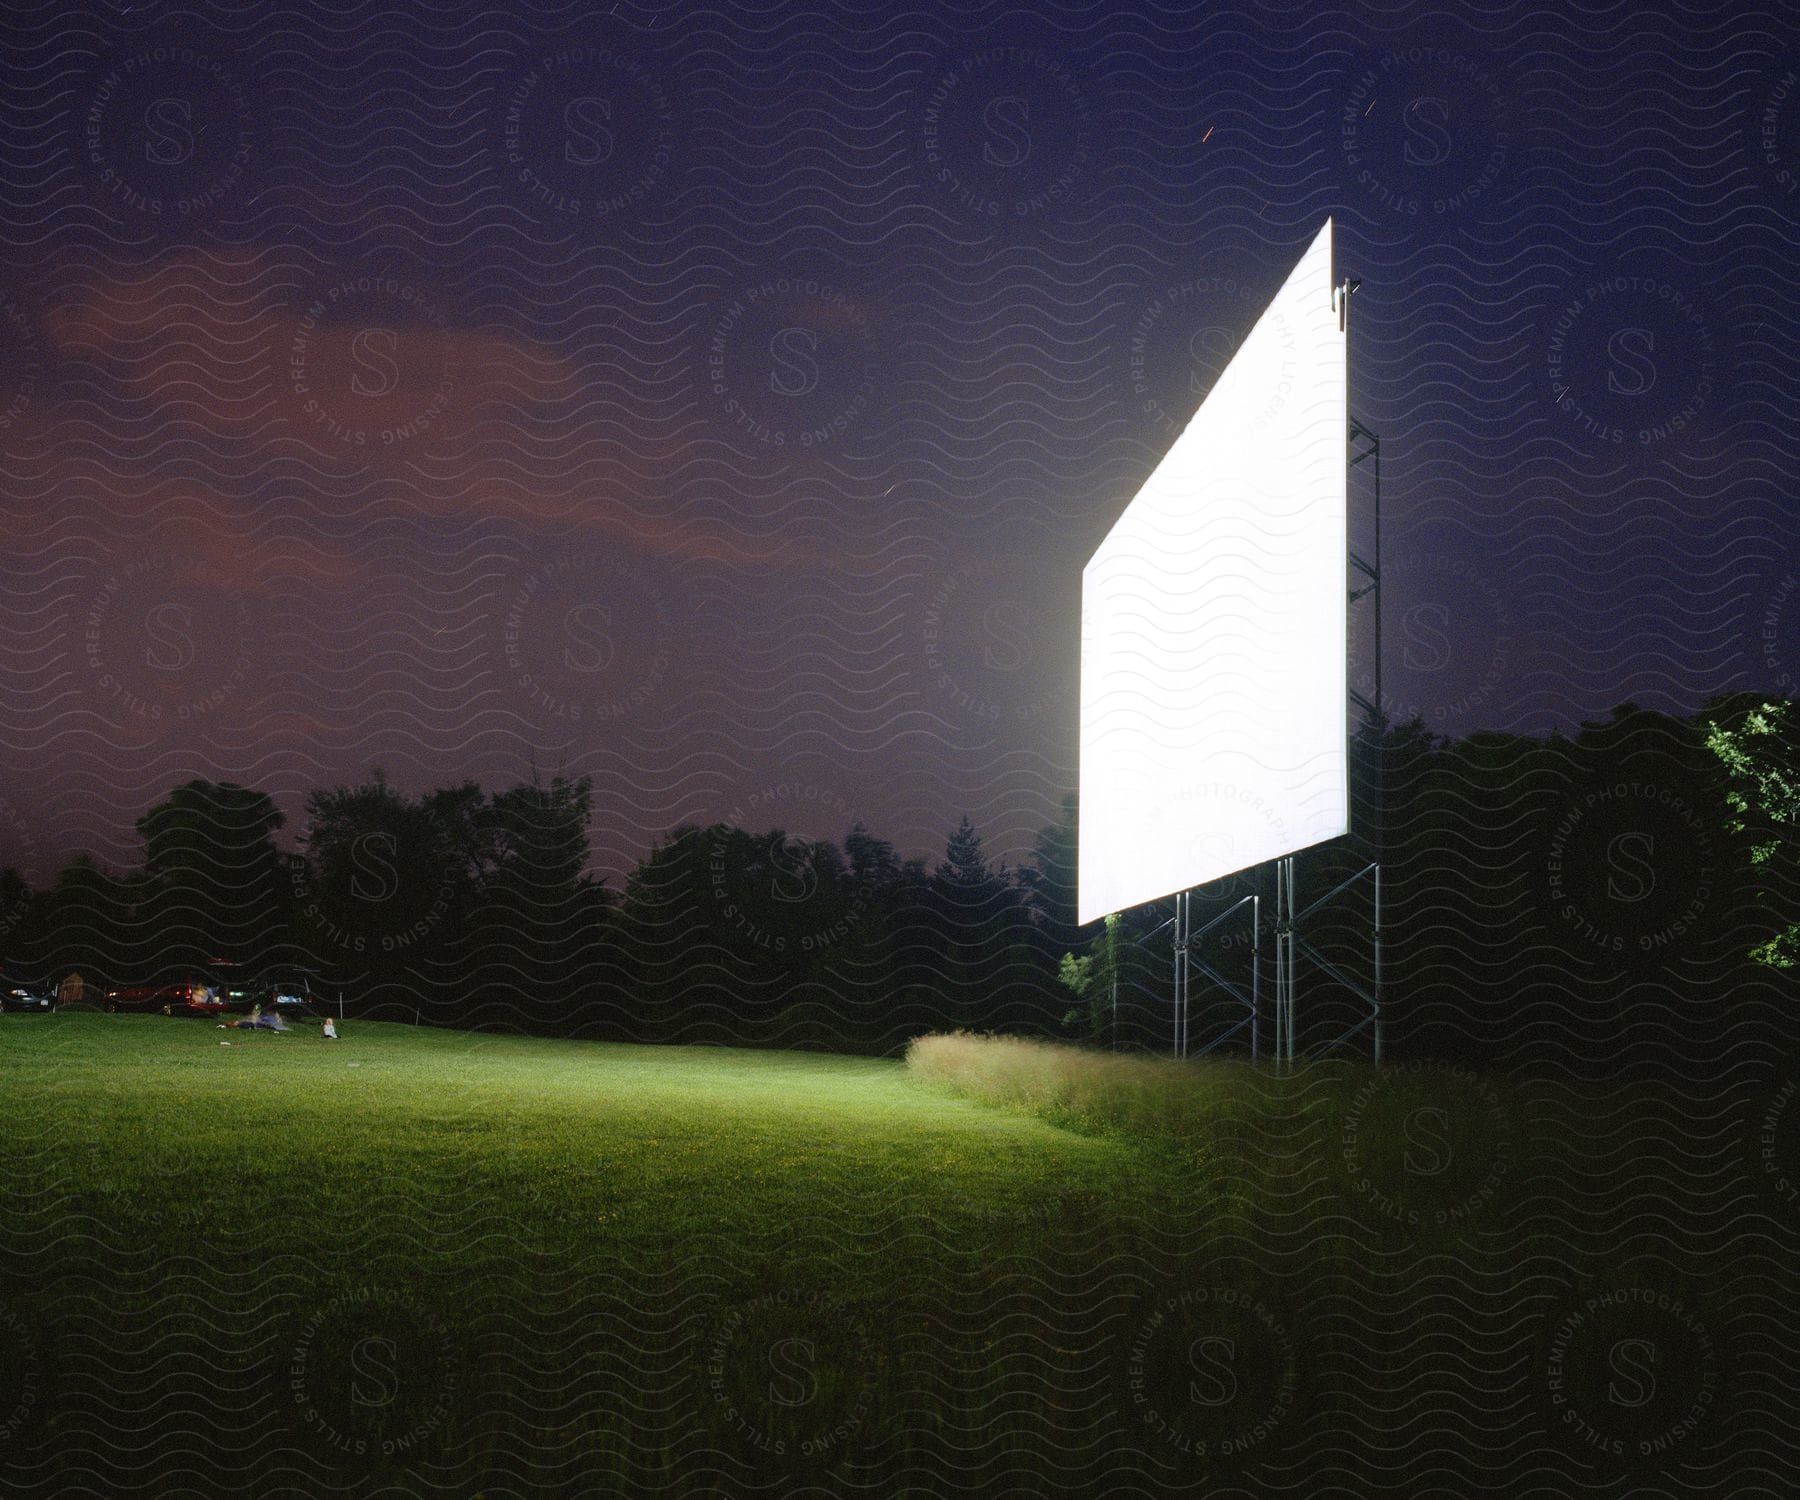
904, 1030, 1263, 1145
904, 1031, 1540, 1258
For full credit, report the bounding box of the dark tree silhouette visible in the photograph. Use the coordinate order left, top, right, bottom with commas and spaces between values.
134, 780, 287, 973
293, 774, 471, 1015
460, 775, 615, 1029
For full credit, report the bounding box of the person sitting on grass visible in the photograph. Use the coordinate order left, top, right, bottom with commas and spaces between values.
220, 1004, 289, 1032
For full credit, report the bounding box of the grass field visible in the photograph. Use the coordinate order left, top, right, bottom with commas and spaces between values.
0, 1014, 1773, 1497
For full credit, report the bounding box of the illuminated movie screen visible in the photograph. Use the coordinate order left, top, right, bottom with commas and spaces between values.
1079, 219, 1348, 922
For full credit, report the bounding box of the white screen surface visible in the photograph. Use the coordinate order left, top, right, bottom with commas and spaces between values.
1078, 220, 1347, 923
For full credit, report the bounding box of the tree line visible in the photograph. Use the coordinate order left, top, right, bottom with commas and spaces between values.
0, 769, 1071, 1050
1, 693, 1794, 1066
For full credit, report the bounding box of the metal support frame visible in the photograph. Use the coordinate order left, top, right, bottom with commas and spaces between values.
1171, 889, 1259, 1060
1166, 273, 1387, 1067
1273, 859, 1291, 1062
1173, 893, 1186, 1058
1342, 271, 1379, 735
1263, 274, 1385, 1067
1278, 859, 1383, 1065
1348, 417, 1381, 728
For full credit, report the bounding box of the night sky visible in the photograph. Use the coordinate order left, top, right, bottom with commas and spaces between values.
1, 0, 1795, 888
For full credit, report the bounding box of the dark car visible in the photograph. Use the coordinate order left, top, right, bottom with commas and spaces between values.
0, 974, 55, 1013
250, 967, 323, 1018
103, 980, 177, 1013
103, 978, 223, 1017
197, 962, 254, 1013
104, 961, 249, 1018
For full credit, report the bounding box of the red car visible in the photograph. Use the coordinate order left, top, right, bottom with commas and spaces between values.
104, 971, 237, 1017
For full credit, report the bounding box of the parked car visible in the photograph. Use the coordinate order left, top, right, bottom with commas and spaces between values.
106, 959, 258, 1018
105, 979, 218, 1016
250, 967, 324, 1018
104, 980, 183, 1013
196, 961, 254, 1013
1, 973, 55, 1013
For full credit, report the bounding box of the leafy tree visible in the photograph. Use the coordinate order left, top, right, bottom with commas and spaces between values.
845, 821, 917, 901
1705, 697, 1800, 967
709, 825, 858, 970
420, 781, 493, 884
138, 780, 283, 880
1057, 911, 1120, 1040
0, 866, 33, 970
134, 780, 287, 970
481, 776, 595, 892
37, 854, 130, 987
614, 820, 870, 1043
456, 775, 612, 1027
296, 776, 469, 991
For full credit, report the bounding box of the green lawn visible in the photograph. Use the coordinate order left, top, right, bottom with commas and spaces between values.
0, 1015, 1762, 1498
0, 1016, 1200, 1496
3, 1015, 1165, 1261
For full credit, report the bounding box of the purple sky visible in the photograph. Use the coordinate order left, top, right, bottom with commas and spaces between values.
0, 1, 1794, 886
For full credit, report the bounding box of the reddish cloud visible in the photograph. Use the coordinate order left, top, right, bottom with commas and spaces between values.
34, 250, 846, 569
